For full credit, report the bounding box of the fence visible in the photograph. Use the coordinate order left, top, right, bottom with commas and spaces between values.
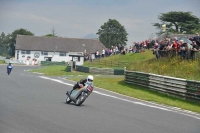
40, 61, 66, 66
125, 71, 200, 102
66, 66, 72, 72
88, 60, 128, 68
76, 65, 124, 75
157, 49, 200, 60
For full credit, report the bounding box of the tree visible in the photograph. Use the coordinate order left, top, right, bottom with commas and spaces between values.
0, 32, 6, 47
10, 28, 34, 56
45, 34, 56, 37
45, 27, 57, 37
153, 11, 200, 35
96, 19, 128, 48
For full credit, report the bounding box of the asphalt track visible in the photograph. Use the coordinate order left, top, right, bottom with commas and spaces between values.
0, 65, 200, 133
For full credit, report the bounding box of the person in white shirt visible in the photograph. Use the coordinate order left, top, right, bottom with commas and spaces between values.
96, 50, 99, 59
115, 46, 119, 54
102, 49, 105, 57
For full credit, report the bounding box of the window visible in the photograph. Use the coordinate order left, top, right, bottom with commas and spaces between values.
73, 57, 80, 62
26, 51, 30, 54
59, 52, 66, 56
21, 50, 30, 54
21, 51, 26, 54
41, 51, 48, 55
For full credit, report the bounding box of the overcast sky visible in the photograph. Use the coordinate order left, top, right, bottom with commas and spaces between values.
0, 0, 200, 46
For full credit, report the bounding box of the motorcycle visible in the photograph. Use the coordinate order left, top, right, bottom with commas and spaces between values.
7, 67, 12, 75
66, 82, 93, 106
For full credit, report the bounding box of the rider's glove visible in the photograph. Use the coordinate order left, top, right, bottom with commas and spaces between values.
79, 84, 83, 88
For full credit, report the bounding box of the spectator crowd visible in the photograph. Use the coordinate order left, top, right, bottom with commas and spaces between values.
84, 33, 200, 61
152, 33, 200, 59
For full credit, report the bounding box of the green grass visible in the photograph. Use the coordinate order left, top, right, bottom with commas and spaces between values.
84, 50, 200, 80
30, 66, 89, 76
0, 60, 5, 64
84, 50, 154, 68
69, 77, 200, 113
30, 51, 200, 113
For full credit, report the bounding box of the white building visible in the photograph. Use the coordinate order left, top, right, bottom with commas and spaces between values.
15, 35, 106, 65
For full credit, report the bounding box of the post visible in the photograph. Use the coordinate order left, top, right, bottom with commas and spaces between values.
124, 67, 126, 75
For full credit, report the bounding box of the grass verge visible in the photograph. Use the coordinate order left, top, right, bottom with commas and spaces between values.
0, 60, 5, 64
84, 50, 200, 80
30, 66, 200, 113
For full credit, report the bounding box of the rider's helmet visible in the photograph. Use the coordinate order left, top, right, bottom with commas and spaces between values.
87, 75, 94, 82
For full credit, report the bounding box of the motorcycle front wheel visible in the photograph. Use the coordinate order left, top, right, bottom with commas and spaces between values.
75, 93, 86, 106
7, 69, 11, 75
66, 96, 72, 104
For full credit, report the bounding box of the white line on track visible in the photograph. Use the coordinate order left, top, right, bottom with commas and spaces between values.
39, 76, 200, 120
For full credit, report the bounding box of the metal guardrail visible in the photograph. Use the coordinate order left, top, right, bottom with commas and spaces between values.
40, 61, 66, 66
88, 60, 128, 68
76, 65, 124, 75
125, 71, 200, 102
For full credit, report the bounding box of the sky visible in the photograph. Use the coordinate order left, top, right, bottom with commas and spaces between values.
0, 0, 200, 46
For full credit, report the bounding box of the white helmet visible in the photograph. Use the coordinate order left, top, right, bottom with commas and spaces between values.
87, 75, 94, 82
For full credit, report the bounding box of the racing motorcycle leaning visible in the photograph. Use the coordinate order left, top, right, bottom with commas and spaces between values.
66, 82, 93, 106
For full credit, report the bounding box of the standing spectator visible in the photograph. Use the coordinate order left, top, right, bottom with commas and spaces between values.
147, 39, 151, 50
139, 43, 143, 52
193, 33, 200, 47
115, 46, 119, 54
88, 53, 93, 63
96, 50, 99, 59
145, 40, 149, 49
105, 48, 108, 57
102, 48, 105, 58
113, 46, 116, 55
179, 40, 187, 58
158, 41, 167, 57
172, 37, 179, 56
186, 42, 193, 59
153, 43, 160, 59
108, 48, 111, 56
166, 42, 173, 51
110, 48, 113, 55
135, 43, 139, 53
129, 46, 133, 53
191, 41, 199, 59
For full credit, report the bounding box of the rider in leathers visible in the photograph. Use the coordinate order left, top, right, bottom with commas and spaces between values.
68, 75, 94, 94
7, 63, 13, 75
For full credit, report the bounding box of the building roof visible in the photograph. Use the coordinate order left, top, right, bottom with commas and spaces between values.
15, 35, 106, 53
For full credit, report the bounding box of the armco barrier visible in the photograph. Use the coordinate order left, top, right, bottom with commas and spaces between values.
41, 61, 66, 66
125, 71, 200, 102
114, 69, 125, 75
76, 65, 124, 75
186, 80, 200, 100
76, 65, 89, 73
89, 67, 114, 74
66, 66, 71, 72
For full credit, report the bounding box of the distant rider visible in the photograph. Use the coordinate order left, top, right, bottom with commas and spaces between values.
7, 63, 13, 75
68, 75, 94, 95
